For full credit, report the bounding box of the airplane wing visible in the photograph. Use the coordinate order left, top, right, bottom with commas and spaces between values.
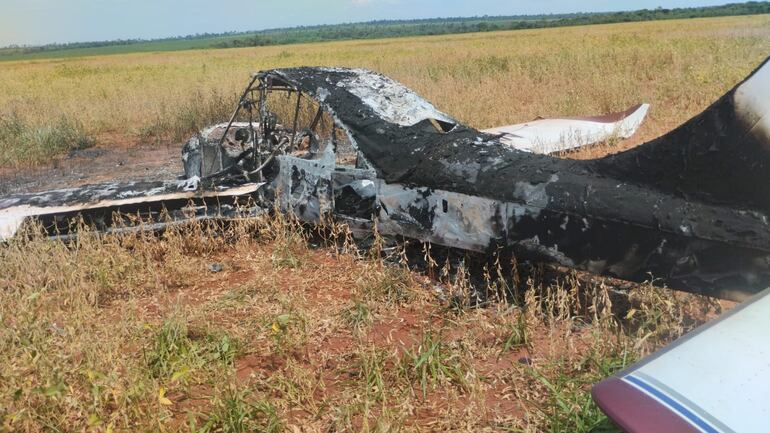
482, 103, 649, 154
0, 180, 264, 241
592, 288, 770, 433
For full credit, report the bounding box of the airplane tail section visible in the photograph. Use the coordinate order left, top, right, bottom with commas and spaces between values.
597, 57, 770, 212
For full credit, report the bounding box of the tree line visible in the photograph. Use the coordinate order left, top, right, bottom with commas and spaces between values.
3, 2, 769, 56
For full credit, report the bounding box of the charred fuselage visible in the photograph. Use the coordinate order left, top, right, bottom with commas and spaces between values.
3, 60, 770, 301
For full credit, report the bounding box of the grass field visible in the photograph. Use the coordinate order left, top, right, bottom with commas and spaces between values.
1, 15, 769, 167
0, 215, 723, 433
0, 15, 763, 432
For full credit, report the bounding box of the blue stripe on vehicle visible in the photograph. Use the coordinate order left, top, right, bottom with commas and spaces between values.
632, 371, 735, 433
623, 374, 720, 433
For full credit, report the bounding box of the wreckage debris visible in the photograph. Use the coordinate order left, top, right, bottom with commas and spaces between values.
2, 58, 770, 302
481, 103, 649, 154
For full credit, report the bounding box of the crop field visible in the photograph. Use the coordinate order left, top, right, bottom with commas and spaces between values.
0, 14, 767, 433
1, 14, 769, 167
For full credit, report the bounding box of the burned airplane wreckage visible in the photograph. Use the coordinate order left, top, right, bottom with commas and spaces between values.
2, 58, 770, 302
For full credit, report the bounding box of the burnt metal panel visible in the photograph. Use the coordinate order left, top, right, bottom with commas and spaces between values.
273, 155, 334, 222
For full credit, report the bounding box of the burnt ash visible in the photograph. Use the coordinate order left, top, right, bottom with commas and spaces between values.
262, 64, 770, 300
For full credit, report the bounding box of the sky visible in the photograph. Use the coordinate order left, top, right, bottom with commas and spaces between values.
0, 0, 749, 47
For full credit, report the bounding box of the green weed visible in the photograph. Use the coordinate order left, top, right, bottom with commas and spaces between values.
502, 308, 530, 353
357, 265, 414, 306
145, 317, 241, 382
0, 112, 94, 167
189, 387, 282, 433
400, 330, 470, 396
344, 298, 374, 331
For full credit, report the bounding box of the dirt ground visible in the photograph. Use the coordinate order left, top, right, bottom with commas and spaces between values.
0, 138, 181, 195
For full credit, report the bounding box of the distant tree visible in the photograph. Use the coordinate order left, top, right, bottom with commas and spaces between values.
3, 2, 769, 57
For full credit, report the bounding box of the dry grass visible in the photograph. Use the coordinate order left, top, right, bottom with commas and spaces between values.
0, 214, 725, 432
0, 15, 769, 166
0, 15, 752, 432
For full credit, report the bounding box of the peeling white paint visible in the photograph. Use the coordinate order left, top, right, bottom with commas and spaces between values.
513, 180, 550, 209
180, 176, 201, 191
376, 182, 503, 252
439, 160, 481, 184
316, 87, 330, 102
339, 72, 456, 127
